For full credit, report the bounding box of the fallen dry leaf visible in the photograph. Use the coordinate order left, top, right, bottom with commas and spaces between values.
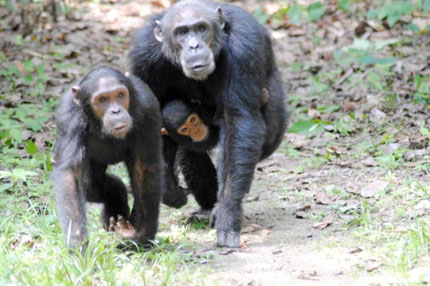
360, 180, 388, 197
366, 261, 382, 272
315, 192, 334, 205
313, 212, 334, 230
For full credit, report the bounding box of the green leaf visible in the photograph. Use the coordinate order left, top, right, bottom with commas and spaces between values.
0, 183, 13, 192
376, 57, 397, 65
23, 74, 33, 85
26, 140, 38, 155
367, 71, 383, 90
15, 34, 24, 46
45, 151, 53, 172
317, 105, 340, 114
288, 120, 320, 134
386, 14, 400, 27
425, 0, 430, 11
423, 0, 430, 11
359, 55, 376, 64
289, 4, 306, 25
24, 60, 34, 72
0, 171, 12, 179
374, 38, 400, 50
253, 7, 270, 25
9, 128, 22, 143
8, 65, 20, 75
0, 51, 6, 62
12, 168, 38, 181
420, 126, 430, 136
291, 62, 303, 72
23, 118, 42, 132
408, 23, 421, 34
308, 2, 325, 22
338, 0, 350, 12
351, 38, 371, 51
415, 75, 422, 88
36, 64, 46, 75
366, 9, 377, 19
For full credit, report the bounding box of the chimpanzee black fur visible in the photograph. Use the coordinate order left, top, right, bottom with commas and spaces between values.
53, 67, 162, 250
130, 0, 288, 247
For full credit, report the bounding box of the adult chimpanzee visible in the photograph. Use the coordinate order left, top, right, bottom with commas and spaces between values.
130, 0, 288, 247
53, 67, 162, 250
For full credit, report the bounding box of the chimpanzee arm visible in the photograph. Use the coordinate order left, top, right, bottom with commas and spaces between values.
53, 90, 89, 249
125, 75, 163, 244
126, 149, 162, 245
54, 167, 88, 249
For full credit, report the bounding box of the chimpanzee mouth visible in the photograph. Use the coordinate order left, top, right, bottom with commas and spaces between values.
192, 64, 209, 71
115, 125, 126, 131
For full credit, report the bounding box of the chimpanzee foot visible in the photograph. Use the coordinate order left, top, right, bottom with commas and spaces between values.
162, 186, 189, 208
216, 230, 240, 248
108, 215, 136, 239
210, 204, 241, 248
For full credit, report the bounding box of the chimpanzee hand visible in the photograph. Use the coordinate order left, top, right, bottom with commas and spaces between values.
109, 215, 136, 239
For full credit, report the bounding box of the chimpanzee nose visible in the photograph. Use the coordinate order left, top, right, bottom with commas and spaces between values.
189, 41, 200, 51
111, 108, 121, 115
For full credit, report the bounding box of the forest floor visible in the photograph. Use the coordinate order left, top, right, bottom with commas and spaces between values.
0, 0, 430, 285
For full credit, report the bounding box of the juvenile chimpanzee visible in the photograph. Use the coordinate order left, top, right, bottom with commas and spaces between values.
130, 0, 288, 247
53, 67, 162, 250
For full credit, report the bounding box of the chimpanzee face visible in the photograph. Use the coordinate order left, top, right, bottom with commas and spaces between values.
177, 112, 208, 142
154, 4, 225, 81
72, 76, 133, 139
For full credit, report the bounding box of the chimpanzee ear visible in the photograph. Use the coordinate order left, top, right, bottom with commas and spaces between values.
154, 20, 163, 42
161, 127, 169, 135
71, 85, 81, 106
216, 7, 225, 30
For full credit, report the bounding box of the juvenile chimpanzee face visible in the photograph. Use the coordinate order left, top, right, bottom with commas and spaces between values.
91, 77, 132, 138
73, 76, 133, 139
177, 113, 208, 142
154, 3, 225, 81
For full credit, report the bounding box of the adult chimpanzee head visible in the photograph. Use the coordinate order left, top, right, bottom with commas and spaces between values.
71, 67, 133, 139
154, 1, 226, 80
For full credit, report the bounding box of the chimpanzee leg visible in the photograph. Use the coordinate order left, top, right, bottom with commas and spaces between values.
178, 149, 217, 210
86, 161, 130, 228
161, 136, 188, 208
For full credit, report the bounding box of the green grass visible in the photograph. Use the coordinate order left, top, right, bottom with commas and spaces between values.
0, 186, 217, 286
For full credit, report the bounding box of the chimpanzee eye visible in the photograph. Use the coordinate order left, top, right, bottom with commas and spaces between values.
197, 25, 206, 33
181, 128, 188, 133
118, 93, 124, 99
99, 97, 107, 103
190, 116, 196, 124
176, 27, 188, 36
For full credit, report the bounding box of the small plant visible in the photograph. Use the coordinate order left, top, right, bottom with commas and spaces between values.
414, 75, 430, 104
0, 168, 38, 192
